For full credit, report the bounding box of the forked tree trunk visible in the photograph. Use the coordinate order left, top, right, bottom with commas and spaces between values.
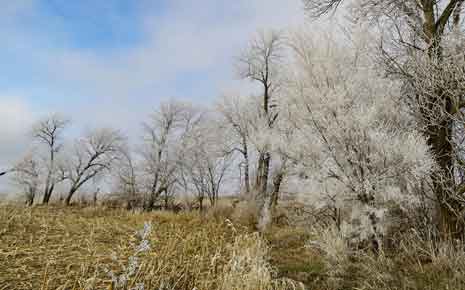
42, 184, 55, 204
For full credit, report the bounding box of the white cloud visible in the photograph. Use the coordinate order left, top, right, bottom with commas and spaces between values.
0, 1, 307, 194
28, 0, 307, 139
0, 98, 35, 138
28, 0, 305, 100
0, 97, 37, 191
1, 4, 305, 137
0, 97, 40, 194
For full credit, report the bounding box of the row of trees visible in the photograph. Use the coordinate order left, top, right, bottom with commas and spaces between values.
9, 0, 465, 242
10, 106, 233, 209
10, 30, 292, 212
12, 115, 125, 206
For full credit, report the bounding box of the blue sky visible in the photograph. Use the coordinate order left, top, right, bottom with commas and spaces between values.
0, 0, 304, 179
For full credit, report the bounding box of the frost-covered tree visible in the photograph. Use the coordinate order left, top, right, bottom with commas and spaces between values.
12, 152, 41, 206
140, 100, 202, 211
217, 95, 257, 195
237, 30, 285, 197
181, 113, 234, 210
304, 0, 465, 238
282, 29, 435, 246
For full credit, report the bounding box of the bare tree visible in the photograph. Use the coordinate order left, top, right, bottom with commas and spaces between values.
181, 114, 234, 210
141, 101, 201, 211
114, 145, 140, 210
237, 30, 285, 199
304, 0, 465, 238
12, 153, 41, 206
217, 95, 255, 195
64, 128, 124, 206
32, 113, 70, 204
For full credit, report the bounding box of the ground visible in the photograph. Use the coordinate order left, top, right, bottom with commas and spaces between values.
3, 203, 462, 290
0, 204, 316, 290
0, 205, 241, 289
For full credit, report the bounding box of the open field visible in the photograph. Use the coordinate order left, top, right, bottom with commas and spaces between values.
0, 204, 308, 290
0, 205, 244, 290
3, 203, 465, 290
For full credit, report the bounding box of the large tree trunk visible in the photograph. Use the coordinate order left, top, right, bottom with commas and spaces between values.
254, 79, 272, 199
65, 187, 78, 206
42, 191, 51, 204
255, 152, 271, 198
42, 181, 50, 204
270, 171, 284, 209
421, 13, 463, 239
428, 120, 463, 239
42, 184, 55, 204
425, 36, 462, 238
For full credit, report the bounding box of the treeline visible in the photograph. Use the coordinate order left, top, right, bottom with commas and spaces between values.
8, 0, 465, 246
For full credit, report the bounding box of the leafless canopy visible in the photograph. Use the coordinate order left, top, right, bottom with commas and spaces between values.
64, 128, 124, 205
32, 113, 70, 203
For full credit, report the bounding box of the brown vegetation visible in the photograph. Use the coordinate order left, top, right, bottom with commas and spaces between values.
0, 204, 301, 290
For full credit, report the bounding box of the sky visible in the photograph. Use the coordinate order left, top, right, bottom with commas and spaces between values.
0, 0, 306, 192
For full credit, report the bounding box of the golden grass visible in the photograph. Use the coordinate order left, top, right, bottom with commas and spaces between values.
0, 205, 300, 290
4, 202, 463, 290
0, 205, 237, 289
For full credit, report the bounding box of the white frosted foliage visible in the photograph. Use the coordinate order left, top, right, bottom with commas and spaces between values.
280, 28, 435, 241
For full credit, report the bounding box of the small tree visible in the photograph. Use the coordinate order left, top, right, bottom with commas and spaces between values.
217, 95, 256, 195
181, 115, 234, 210
114, 145, 140, 210
140, 100, 201, 211
64, 128, 124, 206
32, 113, 69, 204
12, 153, 41, 206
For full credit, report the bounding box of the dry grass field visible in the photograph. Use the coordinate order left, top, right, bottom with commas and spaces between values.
3, 203, 465, 290
0, 204, 306, 290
